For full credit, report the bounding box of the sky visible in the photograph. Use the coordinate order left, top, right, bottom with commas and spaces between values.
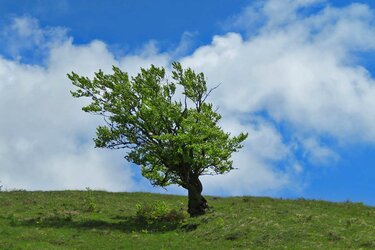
0, 0, 375, 206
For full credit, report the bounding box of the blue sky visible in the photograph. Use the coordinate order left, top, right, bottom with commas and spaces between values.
0, 0, 375, 206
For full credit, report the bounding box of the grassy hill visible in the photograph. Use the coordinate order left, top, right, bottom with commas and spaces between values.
0, 191, 374, 249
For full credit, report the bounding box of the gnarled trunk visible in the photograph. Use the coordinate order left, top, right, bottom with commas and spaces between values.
187, 175, 208, 216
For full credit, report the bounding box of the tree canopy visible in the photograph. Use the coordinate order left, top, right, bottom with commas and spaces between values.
69, 62, 247, 216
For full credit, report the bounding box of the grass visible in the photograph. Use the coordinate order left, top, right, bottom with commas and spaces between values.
0, 190, 374, 249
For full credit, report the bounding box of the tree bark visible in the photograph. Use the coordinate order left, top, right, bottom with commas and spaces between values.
187, 175, 208, 216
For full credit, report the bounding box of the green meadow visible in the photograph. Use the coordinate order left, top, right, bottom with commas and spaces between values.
0, 191, 374, 249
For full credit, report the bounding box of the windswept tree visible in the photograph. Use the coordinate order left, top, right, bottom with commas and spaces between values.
69, 62, 247, 216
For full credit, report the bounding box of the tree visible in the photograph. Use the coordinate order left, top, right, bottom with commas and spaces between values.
68, 62, 248, 216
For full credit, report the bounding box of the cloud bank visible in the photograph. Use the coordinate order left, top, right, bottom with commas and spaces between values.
1, 0, 375, 196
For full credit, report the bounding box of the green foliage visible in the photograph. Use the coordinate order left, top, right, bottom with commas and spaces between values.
135, 201, 186, 224
83, 187, 98, 212
68, 62, 247, 188
0, 191, 375, 249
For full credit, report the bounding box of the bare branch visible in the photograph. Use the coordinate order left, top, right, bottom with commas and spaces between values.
202, 83, 221, 103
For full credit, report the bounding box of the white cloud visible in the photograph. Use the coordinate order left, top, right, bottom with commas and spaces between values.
301, 138, 339, 165
118, 41, 170, 76
201, 118, 294, 196
0, 17, 68, 61
182, 1, 375, 143
0, 51, 135, 191
202, 153, 291, 196
224, 0, 326, 34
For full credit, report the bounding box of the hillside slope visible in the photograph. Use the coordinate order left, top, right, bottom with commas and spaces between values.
0, 191, 374, 249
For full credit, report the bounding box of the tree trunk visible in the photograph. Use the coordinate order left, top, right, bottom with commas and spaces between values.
187, 175, 208, 217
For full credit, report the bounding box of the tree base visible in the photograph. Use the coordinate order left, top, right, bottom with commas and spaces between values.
188, 194, 209, 217
187, 175, 209, 217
